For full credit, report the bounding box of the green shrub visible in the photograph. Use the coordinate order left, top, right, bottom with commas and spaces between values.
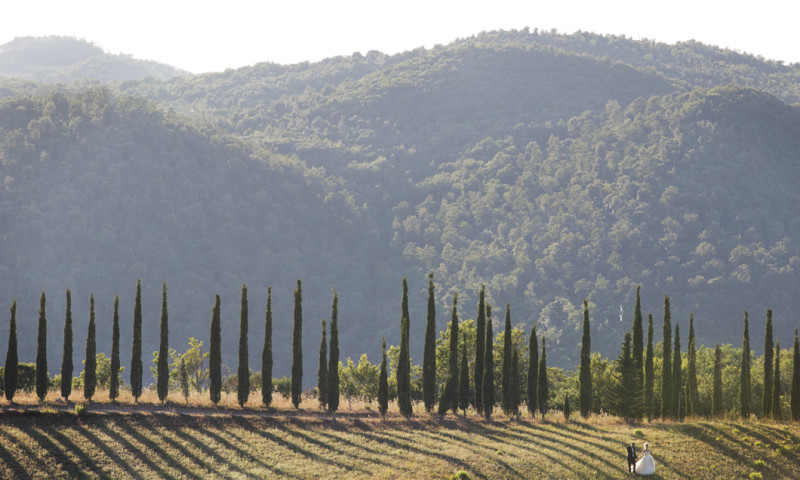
634, 429, 644, 437
449, 471, 472, 480
274, 376, 292, 399
753, 459, 766, 468
749, 472, 763, 480
74, 403, 87, 416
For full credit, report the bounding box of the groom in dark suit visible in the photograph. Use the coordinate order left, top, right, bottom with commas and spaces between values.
626, 442, 637, 473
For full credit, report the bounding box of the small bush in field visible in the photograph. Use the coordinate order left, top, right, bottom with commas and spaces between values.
749, 472, 763, 480
634, 429, 644, 437
74, 403, 86, 416
753, 459, 766, 468
449, 471, 472, 480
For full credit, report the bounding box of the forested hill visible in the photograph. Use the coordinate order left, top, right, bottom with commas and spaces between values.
1, 31, 800, 381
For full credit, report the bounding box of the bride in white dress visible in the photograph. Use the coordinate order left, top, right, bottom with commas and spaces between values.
635, 442, 656, 475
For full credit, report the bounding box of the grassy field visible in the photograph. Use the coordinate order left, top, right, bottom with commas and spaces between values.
1, 393, 799, 479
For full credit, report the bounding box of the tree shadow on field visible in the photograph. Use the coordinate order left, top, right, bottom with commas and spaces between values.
114, 419, 205, 480
703, 423, 800, 478
0, 429, 32, 480
26, 427, 97, 480
352, 428, 474, 475
95, 421, 172, 479
313, 428, 395, 469
74, 426, 142, 480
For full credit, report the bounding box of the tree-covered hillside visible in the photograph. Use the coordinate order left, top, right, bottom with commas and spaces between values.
1, 31, 800, 380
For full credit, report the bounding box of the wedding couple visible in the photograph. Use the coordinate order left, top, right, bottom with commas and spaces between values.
626, 442, 655, 475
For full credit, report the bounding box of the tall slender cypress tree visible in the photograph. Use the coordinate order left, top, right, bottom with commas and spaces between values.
317, 318, 328, 409
791, 328, 800, 421
398, 279, 413, 418
672, 323, 682, 420
4, 301, 18, 402
84, 294, 97, 402
459, 333, 470, 417
180, 357, 189, 403
210, 294, 222, 405
482, 305, 494, 419
773, 342, 782, 420
528, 325, 538, 417
686, 314, 698, 417
763, 309, 774, 417
291, 280, 303, 409
327, 291, 340, 416
632, 285, 644, 406
237, 284, 250, 407
473, 284, 486, 414
423, 273, 437, 413
616, 332, 635, 422
644, 314, 655, 420
712, 343, 723, 417
156, 282, 169, 404
110, 295, 121, 402
509, 348, 520, 420
538, 337, 548, 420
661, 295, 673, 419
131, 279, 143, 402
501, 303, 513, 415
579, 300, 592, 418
740, 311, 752, 419
35, 292, 48, 403
60, 289, 73, 401
262, 288, 273, 407
438, 293, 459, 416
378, 337, 388, 420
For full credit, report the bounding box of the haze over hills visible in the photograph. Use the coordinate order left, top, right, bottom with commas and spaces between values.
1, 31, 799, 383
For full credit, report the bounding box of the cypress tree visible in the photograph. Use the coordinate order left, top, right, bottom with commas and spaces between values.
262, 288, 273, 407
538, 337, 548, 420
564, 394, 571, 422
672, 323, 682, 420
616, 332, 635, 422
110, 295, 121, 402
763, 309, 774, 417
180, 357, 189, 403
438, 292, 459, 417
473, 284, 486, 414
686, 314, 698, 417
327, 291, 340, 416
378, 337, 388, 420
791, 328, 800, 421
482, 304, 494, 420
509, 348, 520, 420
237, 283, 250, 407
501, 303, 513, 415
527, 325, 538, 417
459, 333, 470, 417
291, 280, 303, 409
156, 282, 169, 404
712, 343, 723, 417
317, 318, 328, 409
632, 285, 644, 407
422, 273, 437, 413
773, 341, 782, 420
130, 279, 143, 402
661, 294, 672, 419
84, 294, 97, 402
209, 294, 222, 405
644, 314, 655, 421
740, 311, 752, 419
60, 289, 73, 402
579, 300, 592, 418
35, 291, 48, 403
4, 301, 18, 402
398, 279, 413, 418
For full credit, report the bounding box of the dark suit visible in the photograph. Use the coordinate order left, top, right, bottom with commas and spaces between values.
626, 444, 637, 473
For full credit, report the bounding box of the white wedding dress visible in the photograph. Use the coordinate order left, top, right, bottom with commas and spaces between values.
635, 450, 655, 475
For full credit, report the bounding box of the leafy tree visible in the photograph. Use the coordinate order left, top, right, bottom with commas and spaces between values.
661, 294, 672, 419
110, 295, 121, 402
632, 285, 644, 409
60, 289, 73, 401
712, 343, 723, 417
686, 314, 698, 416
501, 304, 513, 416
423, 273, 437, 413
157, 282, 169, 404
339, 354, 380, 405
209, 294, 222, 405
579, 300, 592, 418
459, 333, 470, 417
740, 311, 752, 418
772, 341, 782, 420
327, 291, 340, 415
160, 338, 209, 392
473, 284, 486, 414
4, 301, 18, 402
318, 318, 328, 409
398, 278, 413, 418
537, 337, 548, 420
180, 357, 189, 403
378, 337, 388, 420
791, 329, 800, 421
131, 279, 143, 402
35, 292, 48, 402
672, 323, 682, 419
644, 314, 654, 420
291, 280, 303, 409
508, 348, 520, 420
237, 283, 249, 407
84, 294, 97, 402
564, 394, 571, 422
763, 309, 774, 417
81, 352, 124, 390
527, 324, 538, 417
262, 288, 273, 408
482, 304, 494, 419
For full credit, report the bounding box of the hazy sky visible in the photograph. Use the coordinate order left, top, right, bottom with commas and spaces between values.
2, 0, 797, 73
